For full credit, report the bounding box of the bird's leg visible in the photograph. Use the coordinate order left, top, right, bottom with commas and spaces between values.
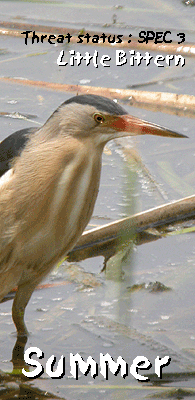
12, 333, 28, 370
12, 278, 39, 337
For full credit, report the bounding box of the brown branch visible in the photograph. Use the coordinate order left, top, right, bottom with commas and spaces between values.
0, 77, 195, 116
68, 195, 195, 261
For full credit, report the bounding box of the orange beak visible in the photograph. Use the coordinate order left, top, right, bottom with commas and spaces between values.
108, 115, 188, 139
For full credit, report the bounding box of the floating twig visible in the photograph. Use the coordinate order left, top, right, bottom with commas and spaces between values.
0, 22, 195, 56
0, 77, 194, 117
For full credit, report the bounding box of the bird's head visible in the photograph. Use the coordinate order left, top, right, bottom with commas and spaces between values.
44, 94, 187, 146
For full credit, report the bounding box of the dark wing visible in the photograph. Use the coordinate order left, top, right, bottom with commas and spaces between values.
0, 127, 37, 177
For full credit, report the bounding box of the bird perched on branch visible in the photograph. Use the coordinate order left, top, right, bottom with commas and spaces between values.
0, 94, 186, 338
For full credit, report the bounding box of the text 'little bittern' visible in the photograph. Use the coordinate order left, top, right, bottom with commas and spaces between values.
0, 94, 187, 337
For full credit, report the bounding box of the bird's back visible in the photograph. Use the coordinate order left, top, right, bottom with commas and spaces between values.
0, 127, 36, 177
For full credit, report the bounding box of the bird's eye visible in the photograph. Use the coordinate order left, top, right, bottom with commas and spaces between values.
93, 113, 105, 124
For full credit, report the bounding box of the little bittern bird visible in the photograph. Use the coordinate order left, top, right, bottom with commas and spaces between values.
0, 94, 186, 337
